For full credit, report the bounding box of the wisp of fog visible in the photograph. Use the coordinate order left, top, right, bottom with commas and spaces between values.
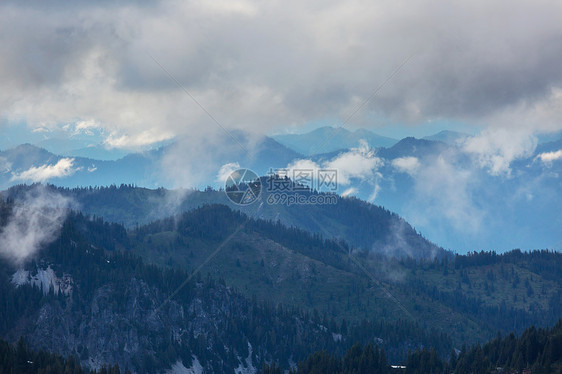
0, 186, 73, 265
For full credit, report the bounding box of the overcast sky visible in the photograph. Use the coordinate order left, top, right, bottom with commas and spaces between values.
1, 0, 562, 148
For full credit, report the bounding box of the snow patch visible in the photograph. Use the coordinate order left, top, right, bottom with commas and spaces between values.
288, 357, 297, 371
11, 268, 30, 286
235, 342, 256, 374
11, 266, 73, 295
167, 356, 203, 374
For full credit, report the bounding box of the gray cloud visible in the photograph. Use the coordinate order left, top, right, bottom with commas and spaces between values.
1, 0, 561, 149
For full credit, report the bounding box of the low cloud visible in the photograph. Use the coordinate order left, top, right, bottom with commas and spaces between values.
285, 140, 383, 198
536, 149, 562, 164
0, 157, 11, 173
104, 129, 175, 150
391, 156, 420, 175
10, 158, 77, 182
216, 162, 241, 183
0, 186, 73, 265
406, 154, 484, 234
324, 141, 383, 185
159, 130, 255, 189
374, 217, 438, 261
341, 187, 357, 197
461, 128, 537, 176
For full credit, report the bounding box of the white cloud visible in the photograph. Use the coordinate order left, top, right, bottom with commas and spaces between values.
0, 186, 73, 265
406, 154, 484, 234
10, 158, 77, 182
286, 159, 321, 174
485, 88, 562, 134
367, 177, 383, 202
74, 119, 100, 136
341, 187, 357, 197
324, 141, 382, 185
31, 127, 50, 133
0, 157, 11, 173
158, 130, 260, 189
391, 156, 420, 175
216, 162, 241, 183
536, 149, 562, 164
461, 128, 537, 176
198, 0, 258, 17
284, 141, 383, 200
286, 141, 382, 191
104, 129, 175, 150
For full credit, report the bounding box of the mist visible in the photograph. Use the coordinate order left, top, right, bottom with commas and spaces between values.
0, 185, 73, 265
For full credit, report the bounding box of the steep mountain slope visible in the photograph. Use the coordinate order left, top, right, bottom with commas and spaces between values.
0, 213, 341, 373
125, 205, 562, 344
0, 205, 451, 372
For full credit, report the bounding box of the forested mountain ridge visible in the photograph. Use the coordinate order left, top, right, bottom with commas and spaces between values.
5, 183, 446, 260
124, 204, 562, 345
0, 200, 452, 373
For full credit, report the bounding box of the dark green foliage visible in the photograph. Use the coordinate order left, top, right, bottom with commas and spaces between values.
450, 320, 562, 373
405, 347, 444, 374
0, 337, 128, 374
135, 204, 353, 271
286, 320, 562, 373
265, 343, 389, 374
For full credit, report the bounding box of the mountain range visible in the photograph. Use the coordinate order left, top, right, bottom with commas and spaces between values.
272, 127, 398, 155
1, 127, 561, 253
